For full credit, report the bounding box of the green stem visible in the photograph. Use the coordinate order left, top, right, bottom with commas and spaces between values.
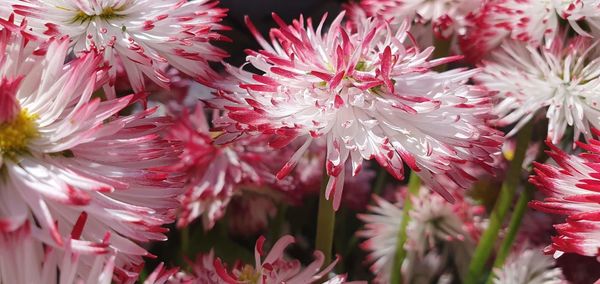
465, 121, 534, 284
315, 174, 335, 266
390, 171, 421, 284
485, 184, 535, 284
372, 168, 389, 196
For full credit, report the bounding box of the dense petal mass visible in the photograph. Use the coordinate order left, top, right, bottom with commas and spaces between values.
475, 35, 600, 144
459, 0, 600, 62
0, 212, 121, 284
211, 12, 501, 208
168, 104, 294, 230
357, 189, 482, 283
0, 17, 183, 273
530, 137, 600, 258
4, 0, 228, 95
355, 0, 481, 39
492, 247, 565, 284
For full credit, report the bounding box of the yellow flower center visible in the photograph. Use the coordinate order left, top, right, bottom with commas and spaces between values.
71, 6, 125, 24
238, 265, 260, 284
0, 110, 38, 160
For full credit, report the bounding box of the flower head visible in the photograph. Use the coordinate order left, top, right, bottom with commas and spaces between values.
492, 247, 565, 284
6, 0, 229, 95
0, 16, 183, 268
168, 104, 293, 230
459, 0, 600, 62
530, 136, 600, 258
212, 12, 501, 209
354, 0, 481, 39
213, 235, 344, 284
475, 35, 600, 144
357, 189, 482, 283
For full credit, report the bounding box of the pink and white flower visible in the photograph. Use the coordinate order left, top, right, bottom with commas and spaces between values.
530, 136, 600, 258
0, 17, 183, 269
358, 188, 483, 283
352, 0, 481, 39
492, 247, 565, 284
168, 104, 293, 230
212, 12, 501, 209
459, 0, 600, 62
475, 35, 600, 144
213, 235, 346, 284
0, 217, 116, 284
4, 0, 229, 96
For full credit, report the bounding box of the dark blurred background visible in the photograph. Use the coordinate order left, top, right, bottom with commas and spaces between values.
218, 0, 345, 66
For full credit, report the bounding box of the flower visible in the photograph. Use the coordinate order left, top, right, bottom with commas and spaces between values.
459, 0, 600, 62
0, 17, 182, 269
0, 214, 116, 284
353, 0, 481, 39
530, 137, 600, 258
357, 187, 481, 283
357, 188, 482, 283
168, 104, 293, 230
213, 235, 343, 284
475, 35, 600, 144
6, 0, 229, 96
357, 194, 403, 283
492, 247, 565, 284
211, 12, 502, 209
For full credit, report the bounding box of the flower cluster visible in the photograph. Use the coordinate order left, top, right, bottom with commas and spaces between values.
2, 0, 600, 283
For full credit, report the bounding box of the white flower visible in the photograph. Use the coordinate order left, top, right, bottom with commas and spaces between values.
475, 35, 600, 144
493, 248, 565, 284
212, 12, 502, 209
0, 17, 183, 270
5, 0, 228, 95
357, 189, 481, 283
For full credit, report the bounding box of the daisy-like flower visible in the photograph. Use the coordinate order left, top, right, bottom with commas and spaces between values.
353, 0, 481, 39
212, 12, 501, 209
460, 0, 600, 62
213, 235, 346, 284
356, 195, 403, 283
475, 35, 600, 144
530, 136, 600, 258
0, 17, 182, 269
169, 104, 292, 230
492, 247, 565, 284
5, 0, 229, 96
357, 188, 482, 283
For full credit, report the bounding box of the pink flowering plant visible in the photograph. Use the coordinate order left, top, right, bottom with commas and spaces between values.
2, 0, 600, 283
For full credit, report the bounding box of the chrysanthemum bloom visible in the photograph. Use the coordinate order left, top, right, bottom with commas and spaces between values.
212, 12, 501, 209
475, 35, 600, 144
168, 104, 293, 230
5, 0, 229, 96
213, 235, 347, 284
351, 0, 481, 39
459, 0, 600, 62
0, 17, 182, 269
357, 189, 482, 283
530, 136, 600, 258
492, 248, 565, 284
